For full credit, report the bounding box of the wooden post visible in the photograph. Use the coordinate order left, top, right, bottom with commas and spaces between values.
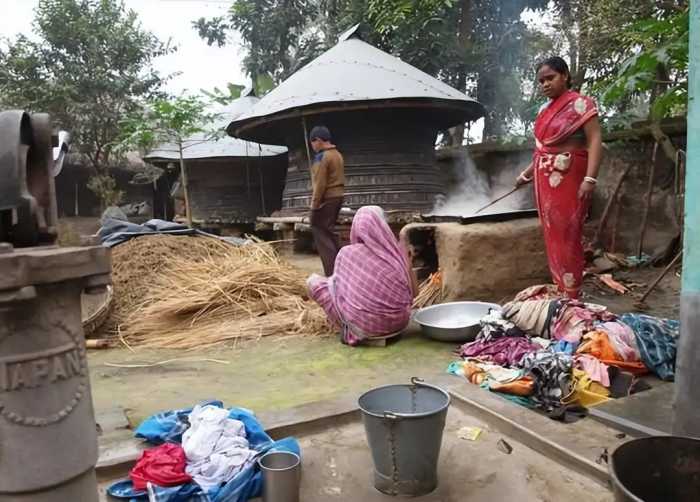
637, 142, 658, 259
302, 116, 312, 167
178, 143, 193, 227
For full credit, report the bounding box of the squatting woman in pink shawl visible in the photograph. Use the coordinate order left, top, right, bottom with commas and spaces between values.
307, 206, 418, 346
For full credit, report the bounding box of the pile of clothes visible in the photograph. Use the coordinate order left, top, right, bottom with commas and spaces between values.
107, 401, 299, 502
448, 284, 680, 419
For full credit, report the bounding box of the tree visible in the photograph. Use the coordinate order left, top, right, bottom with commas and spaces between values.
600, 6, 689, 159
195, 0, 547, 141
119, 95, 219, 227
0, 0, 172, 206
194, 0, 320, 86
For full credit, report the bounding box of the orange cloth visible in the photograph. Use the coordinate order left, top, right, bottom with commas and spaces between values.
490, 377, 535, 397
577, 330, 648, 375
462, 361, 487, 385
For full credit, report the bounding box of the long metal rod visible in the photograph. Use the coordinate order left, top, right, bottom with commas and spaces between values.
474, 186, 521, 215
638, 252, 682, 304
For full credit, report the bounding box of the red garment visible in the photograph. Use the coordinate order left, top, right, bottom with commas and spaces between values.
130, 443, 192, 491
533, 90, 598, 299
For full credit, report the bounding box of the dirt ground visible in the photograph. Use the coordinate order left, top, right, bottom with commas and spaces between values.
582, 265, 680, 319
86, 251, 679, 425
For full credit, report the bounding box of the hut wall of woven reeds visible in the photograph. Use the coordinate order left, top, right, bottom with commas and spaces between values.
148, 155, 287, 226
145, 91, 289, 229
227, 26, 485, 215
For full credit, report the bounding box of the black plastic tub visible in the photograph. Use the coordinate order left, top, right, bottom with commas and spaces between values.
610, 436, 700, 501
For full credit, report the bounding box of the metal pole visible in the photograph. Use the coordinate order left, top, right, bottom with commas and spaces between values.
672, 1, 700, 437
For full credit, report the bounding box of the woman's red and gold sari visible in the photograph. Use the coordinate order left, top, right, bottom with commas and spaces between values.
533, 90, 598, 299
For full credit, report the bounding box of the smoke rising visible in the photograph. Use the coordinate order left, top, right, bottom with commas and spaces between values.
431, 150, 533, 216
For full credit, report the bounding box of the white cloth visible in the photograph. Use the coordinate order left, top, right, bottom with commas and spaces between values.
182, 405, 256, 490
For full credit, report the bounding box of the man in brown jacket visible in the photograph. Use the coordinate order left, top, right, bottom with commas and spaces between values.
308, 125, 344, 276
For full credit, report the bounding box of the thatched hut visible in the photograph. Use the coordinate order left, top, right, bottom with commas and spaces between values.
226, 26, 484, 215
145, 91, 288, 231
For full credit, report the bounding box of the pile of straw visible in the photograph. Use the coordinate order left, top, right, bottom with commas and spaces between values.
109, 235, 236, 330
116, 235, 333, 349
412, 270, 445, 309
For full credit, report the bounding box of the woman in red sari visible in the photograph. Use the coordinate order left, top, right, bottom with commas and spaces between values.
516, 57, 603, 299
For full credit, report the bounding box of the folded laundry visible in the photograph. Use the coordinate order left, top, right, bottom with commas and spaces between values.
619, 313, 680, 381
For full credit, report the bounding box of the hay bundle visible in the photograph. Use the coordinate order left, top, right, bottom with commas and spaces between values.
109, 235, 238, 330
412, 270, 445, 309
118, 236, 333, 349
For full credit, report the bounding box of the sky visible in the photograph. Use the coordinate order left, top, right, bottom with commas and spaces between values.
1, 0, 248, 95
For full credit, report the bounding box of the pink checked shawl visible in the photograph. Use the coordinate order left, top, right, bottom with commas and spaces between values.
330, 206, 413, 335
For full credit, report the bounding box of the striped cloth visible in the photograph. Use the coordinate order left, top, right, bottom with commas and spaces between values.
308, 206, 412, 345
619, 313, 680, 381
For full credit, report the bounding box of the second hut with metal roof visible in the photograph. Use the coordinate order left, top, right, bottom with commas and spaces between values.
145, 90, 288, 232
226, 25, 485, 215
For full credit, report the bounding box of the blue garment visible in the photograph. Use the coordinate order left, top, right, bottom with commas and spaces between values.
619, 313, 680, 381
134, 400, 224, 444
551, 340, 578, 355
109, 403, 300, 502
446, 361, 464, 376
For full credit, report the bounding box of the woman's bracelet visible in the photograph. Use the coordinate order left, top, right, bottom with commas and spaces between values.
584, 176, 598, 185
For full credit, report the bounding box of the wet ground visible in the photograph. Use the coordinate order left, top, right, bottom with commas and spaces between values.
89, 327, 455, 426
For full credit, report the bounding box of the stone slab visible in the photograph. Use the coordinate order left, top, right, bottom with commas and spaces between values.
589, 381, 673, 437
0, 245, 111, 290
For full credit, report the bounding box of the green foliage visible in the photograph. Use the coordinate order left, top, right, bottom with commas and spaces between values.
601, 9, 689, 120
0, 0, 172, 173
201, 83, 245, 106
119, 95, 217, 153
86, 174, 124, 209
192, 0, 690, 139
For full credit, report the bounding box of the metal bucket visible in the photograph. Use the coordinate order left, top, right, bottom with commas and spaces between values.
610, 436, 700, 502
358, 377, 450, 497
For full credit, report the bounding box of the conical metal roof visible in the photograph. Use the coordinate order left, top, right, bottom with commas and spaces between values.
227, 27, 484, 141
145, 91, 287, 161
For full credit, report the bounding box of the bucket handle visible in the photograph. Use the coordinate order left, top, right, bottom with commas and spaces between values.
381, 378, 438, 420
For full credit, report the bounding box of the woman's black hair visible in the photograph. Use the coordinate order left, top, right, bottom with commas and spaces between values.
536, 56, 572, 88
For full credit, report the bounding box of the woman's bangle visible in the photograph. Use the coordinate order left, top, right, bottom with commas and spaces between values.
584, 176, 598, 185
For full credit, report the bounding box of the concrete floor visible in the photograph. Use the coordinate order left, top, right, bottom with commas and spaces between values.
98, 399, 614, 502
88, 326, 455, 426
287, 411, 612, 502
